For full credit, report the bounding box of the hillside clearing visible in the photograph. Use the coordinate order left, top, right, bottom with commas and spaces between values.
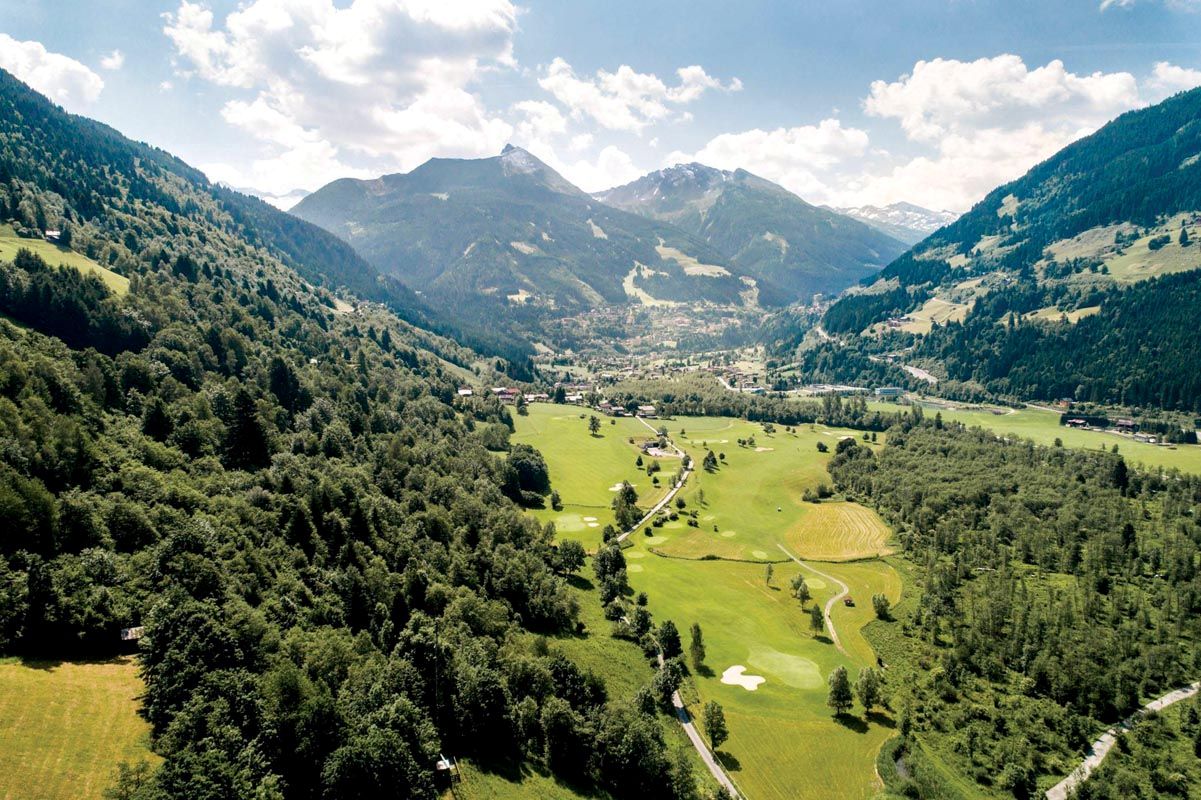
0, 657, 157, 800
0, 225, 129, 295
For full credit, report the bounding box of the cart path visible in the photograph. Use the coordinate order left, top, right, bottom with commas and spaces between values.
776, 544, 849, 657
1046, 681, 1201, 800
655, 650, 742, 798
615, 417, 691, 543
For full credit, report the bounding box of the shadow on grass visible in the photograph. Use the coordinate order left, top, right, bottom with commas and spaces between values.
693, 664, 715, 679
466, 754, 607, 798
833, 713, 869, 733
715, 751, 742, 772
13, 655, 137, 672
867, 711, 896, 729
813, 634, 833, 646
567, 574, 594, 591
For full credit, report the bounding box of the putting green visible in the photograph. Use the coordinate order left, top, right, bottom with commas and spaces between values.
746, 645, 823, 690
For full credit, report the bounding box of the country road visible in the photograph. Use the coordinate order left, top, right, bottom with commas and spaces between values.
776, 544, 850, 657
1045, 680, 1201, 800
618, 416, 737, 795
655, 650, 742, 798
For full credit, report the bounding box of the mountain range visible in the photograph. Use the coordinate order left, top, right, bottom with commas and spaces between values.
292, 146, 762, 317
831, 202, 958, 245
595, 163, 909, 302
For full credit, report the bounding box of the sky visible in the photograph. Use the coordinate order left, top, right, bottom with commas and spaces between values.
2, 1, 1201, 213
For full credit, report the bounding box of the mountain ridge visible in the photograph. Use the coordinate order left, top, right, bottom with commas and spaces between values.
596, 162, 909, 303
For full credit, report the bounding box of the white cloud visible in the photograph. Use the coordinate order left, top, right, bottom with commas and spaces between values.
0, 33, 104, 110
1146, 61, 1201, 98
671, 55, 1201, 212
538, 58, 740, 132
162, 0, 519, 194
665, 119, 870, 200
527, 144, 645, 193
863, 55, 1140, 144
100, 50, 125, 71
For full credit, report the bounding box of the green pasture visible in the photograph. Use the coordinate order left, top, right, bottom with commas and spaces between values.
869, 400, 1201, 474
0, 225, 129, 295
520, 410, 904, 800
0, 657, 157, 800
512, 404, 679, 549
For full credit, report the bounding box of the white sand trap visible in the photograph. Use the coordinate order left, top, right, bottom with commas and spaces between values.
583, 516, 598, 522
752, 549, 768, 559
587, 523, 599, 528
608, 483, 635, 492
755, 447, 774, 452
721, 665, 766, 691
627, 563, 645, 573
720, 530, 737, 538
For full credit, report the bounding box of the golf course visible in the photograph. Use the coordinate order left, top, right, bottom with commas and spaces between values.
513, 406, 904, 800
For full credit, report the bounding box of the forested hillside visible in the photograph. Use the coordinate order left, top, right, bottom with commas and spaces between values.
830, 419, 1201, 797
802, 87, 1201, 410
0, 69, 704, 800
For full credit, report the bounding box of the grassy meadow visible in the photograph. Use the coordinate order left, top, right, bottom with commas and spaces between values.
515, 407, 904, 800
0, 224, 129, 295
869, 400, 1201, 474
0, 657, 157, 800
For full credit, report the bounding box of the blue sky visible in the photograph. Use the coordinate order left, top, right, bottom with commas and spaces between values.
2, 0, 1200, 211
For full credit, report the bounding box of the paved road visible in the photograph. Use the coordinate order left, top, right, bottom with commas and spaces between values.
1045, 681, 1201, 800
776, 544, 850, 657
655, 650, 742, 798
615, 417, 692, 544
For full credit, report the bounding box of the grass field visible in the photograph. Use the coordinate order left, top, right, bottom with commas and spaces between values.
869, 400, 1201, 475
517, 409, 904, 800
0, 225, 129, 295
512, 405, 678, 549
0, 657, 157, 800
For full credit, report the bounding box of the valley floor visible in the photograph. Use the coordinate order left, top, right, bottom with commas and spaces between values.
514, 405, 904, 800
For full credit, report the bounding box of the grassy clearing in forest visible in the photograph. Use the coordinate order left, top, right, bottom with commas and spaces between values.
0, 657, 157, 800
0, 224, 129, 295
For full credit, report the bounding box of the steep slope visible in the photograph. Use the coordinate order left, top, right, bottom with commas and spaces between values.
596, 163, 908, 303
293, 146, 759, 312
831, 202, 957, 245
0, 68, 703, 800
806, 86, 1201, 411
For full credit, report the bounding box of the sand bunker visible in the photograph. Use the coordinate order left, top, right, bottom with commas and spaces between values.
587, 523, 599, 528
721, 665, 766, 691
752, 549, 768, 559
608, 483, 635, 492
583, 516, 598, 522
754, 447, 774, 452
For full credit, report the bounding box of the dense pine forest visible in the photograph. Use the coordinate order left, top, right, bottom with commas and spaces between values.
829, 418, 1201, 797
0, 69, 707, 800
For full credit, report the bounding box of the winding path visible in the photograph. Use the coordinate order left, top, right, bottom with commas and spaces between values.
614, 416, 692, 544
654, 651, 742, 798
776, 544, 850, 657
1045, 681, 1201, 800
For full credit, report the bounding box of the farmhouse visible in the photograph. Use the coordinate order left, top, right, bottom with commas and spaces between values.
637, 404, 658, 418
457, 387, 474, 397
